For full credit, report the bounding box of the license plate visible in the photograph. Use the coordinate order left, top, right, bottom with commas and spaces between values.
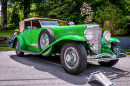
113, 46, 121, 54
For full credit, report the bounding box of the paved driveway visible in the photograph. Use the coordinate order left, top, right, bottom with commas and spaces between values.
0, 50, 130, 86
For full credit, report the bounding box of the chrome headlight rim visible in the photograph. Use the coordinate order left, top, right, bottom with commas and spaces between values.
103, 30, 111, 41
84, 28, 94, 41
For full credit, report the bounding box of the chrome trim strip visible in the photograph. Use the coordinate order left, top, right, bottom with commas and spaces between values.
87, 53, 116, 62
87, 58, 118, 62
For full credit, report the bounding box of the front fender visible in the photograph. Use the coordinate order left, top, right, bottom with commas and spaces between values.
35, 35, 86, 55
13, 35, 27, 50
107, 37, 120, 44
102, 37, 120, 44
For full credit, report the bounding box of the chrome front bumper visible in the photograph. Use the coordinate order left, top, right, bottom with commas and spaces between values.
87, 52, 126, 62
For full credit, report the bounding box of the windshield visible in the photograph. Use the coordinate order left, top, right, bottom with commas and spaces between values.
39, 20, 59, 27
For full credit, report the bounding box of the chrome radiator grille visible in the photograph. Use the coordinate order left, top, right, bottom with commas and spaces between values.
89, 25, 102, 53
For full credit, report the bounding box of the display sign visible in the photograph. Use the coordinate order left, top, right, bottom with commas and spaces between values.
88, 71, 113, 86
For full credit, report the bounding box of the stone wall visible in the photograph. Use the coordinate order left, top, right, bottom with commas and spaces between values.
0, 37, 11, 44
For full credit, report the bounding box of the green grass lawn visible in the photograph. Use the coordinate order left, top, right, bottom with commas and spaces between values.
121, 49, 130, 55
0, 30, 19, 37
0, 44, 15, 50
121, 49, 130, 52
0, 29, 19, 50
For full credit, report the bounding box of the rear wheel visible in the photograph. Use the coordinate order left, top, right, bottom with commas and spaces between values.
15, 40, 24, 57
98, 42, 119, 67
61, 42, 87, 75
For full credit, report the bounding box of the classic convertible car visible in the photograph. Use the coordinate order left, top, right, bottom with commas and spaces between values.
12, 18, 125, 75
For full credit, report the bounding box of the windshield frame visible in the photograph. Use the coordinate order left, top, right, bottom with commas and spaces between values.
39, 20, 59, 27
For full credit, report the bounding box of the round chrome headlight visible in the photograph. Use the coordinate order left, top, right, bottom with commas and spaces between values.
103, 30, 111, 41
84, 28, 94, 40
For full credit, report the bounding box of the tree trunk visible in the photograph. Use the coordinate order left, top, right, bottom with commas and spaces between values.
1, 0, 7, 30
61, 0, 64, 2
49, 0, 50, 6
24, 0, 30, 19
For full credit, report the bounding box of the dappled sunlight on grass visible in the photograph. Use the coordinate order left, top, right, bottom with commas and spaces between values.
0, 30, 19, 37
0, 44, 15, 50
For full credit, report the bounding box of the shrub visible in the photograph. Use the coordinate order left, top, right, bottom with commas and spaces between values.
7, 23, 18, 30
94, 0, 127, 36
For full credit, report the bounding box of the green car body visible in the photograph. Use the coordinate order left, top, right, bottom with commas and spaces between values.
12, 18, 125, 75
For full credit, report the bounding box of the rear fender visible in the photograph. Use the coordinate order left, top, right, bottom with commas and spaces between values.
13, 35, 27, 50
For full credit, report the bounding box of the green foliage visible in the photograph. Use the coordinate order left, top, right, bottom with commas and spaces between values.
93, 0, 127, 36
69, 0, 85, 24
70, 12, 85, 24
7, 23, 17, 30
3, 0, 129, 36
8, 6, 20, 30
47, 1, 73, 22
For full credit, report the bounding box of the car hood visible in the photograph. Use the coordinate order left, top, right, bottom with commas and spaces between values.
53, 24, 88, 39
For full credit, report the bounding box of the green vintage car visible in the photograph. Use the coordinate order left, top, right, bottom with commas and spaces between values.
12, 18, 125, 75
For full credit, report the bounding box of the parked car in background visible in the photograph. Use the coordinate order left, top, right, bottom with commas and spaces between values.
12, 18, 126, 75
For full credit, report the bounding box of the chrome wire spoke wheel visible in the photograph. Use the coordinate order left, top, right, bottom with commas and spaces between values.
38, 29, 55, 52
16, 42, 20, 54
40, 33, 49, 50
61, 42, 87, 74
64, 47, 79, 69
15, 40, 24, 57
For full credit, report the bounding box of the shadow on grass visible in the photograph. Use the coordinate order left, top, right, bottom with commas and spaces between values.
10, 54, 129, 86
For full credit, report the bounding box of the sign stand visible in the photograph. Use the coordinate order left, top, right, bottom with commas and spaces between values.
88, 71, 114, 86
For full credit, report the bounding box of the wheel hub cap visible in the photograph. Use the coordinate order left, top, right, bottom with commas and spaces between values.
66, 55, 71, 62
64, 47, 79, 69
40, 34, 49, 50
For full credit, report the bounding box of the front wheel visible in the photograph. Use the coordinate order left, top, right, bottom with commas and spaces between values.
61, 42, 87, 75
15, 40, 24, 57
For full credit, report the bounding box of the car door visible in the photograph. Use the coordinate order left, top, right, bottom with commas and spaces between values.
30, 20, 42, 47
30, 29, 40, 47
23, 21, 32, 46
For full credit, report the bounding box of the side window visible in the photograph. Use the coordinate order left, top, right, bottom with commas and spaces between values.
25, 21, 31, 29
32, 20, 41, 29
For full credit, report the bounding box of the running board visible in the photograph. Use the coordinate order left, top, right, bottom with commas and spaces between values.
20, 50, 39, 54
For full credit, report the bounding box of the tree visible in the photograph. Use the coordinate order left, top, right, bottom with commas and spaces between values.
1, 0, 7, 30
7, 6, 20, 30
8, 0, 30, 19
47, 0, 74, 23
69, 0, 85, 24
24, 0, 30, 19
94, 0, 127, 36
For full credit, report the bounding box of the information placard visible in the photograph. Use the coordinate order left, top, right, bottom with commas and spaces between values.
88, 71, 113, 86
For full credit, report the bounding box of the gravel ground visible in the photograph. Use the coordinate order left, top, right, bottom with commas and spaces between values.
0, 50, 130, 86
